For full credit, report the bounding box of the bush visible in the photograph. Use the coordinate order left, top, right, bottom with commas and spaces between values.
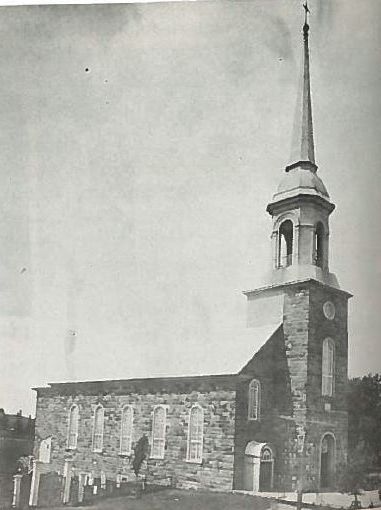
132, 435, 150, 478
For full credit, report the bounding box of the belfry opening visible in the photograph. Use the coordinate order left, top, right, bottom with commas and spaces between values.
278, 220, 293, 268
314, 222, 324, 268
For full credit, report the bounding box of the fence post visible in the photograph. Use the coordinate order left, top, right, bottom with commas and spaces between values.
29, 460, 43, 507
12, 474, 23, 508
62, 460, 73, 504
78, 473, 86, 504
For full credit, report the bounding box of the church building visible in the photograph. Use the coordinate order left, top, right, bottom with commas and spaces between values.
33, 12, 351, 498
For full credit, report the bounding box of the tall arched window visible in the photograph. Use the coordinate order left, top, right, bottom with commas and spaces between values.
151, 406, 166, 459
278, 220, 293, 268
120, 406, 134, 455
322, 338, 335, 397
67, 405, 79, 450
314, 222, 325, 268
92, 405, 104, 452
248, 379, 261, 421
186, 405, 204, 463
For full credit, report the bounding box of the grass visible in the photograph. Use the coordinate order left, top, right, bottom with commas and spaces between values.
54, 488, 273, 510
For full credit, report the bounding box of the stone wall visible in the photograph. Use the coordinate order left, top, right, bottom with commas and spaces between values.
235, 280, 350, 492
34, 376, 237, 492
305, 282, 350, 489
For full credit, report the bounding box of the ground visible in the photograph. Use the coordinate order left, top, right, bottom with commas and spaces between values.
44, 488, 381, 510
50, 489, 273, 510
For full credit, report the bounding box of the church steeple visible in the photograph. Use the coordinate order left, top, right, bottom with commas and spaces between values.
287, 2, 315, 171
265, 4, 339, 290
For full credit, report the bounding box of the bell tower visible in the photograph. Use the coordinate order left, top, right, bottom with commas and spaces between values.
241, 4, 351, 492
266, 15, 338, 289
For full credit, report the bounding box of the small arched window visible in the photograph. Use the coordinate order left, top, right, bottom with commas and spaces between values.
120, 406, 134, 456
315, 222, 325, 268
248, 379, 261, 421
92, 405, 104, 452
151, 406, 166, 459
186, 405, 204, 463
67, 405, 79, 450
278, 220, 293, 268
322, 338, 335, 397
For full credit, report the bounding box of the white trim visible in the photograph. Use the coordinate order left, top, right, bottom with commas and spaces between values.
92, 404, 104, 453
150, 405, 167, 459
119, 405, 134, 456
66, 404, 79, 450
273, 211, 299, 232
322, 338, 335, 397
186, 404, 204, 464
248, 379, 261, 421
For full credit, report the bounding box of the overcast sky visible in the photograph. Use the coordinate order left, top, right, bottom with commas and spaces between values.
0, 0, 380, 416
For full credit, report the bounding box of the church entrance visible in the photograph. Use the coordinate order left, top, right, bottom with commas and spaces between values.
244, 442, 274, 492
259, 447, 274, 491
320, 433, 335, 489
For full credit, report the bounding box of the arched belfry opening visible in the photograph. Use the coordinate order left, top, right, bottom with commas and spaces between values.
314, 222, 325, 268
278, 220, 293, 268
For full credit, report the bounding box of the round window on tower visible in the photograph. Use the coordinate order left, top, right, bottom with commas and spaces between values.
323, 301, 335, 320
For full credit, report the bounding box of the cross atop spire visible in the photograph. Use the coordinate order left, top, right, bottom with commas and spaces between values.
286, 0, 316, 172
303, 1, 310, 27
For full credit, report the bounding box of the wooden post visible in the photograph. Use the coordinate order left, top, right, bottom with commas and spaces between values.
63, 460, 73, 504
29, 460, 42, 507
78, 473, 86, 504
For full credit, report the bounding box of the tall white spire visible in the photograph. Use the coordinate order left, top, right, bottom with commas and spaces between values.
286, 1, 316, 172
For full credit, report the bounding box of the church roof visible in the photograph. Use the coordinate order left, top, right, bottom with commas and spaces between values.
273, 166, 329, 202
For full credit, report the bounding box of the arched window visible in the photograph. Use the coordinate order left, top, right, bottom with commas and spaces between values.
120, 406, 134, 455
248, 379, 261, 421
261, 447, 273, 461
314, 222, 325, 268
92, 405, 104, 452
322, 338, 335, 397
186, 405, 204, 463
278, 220, 293, 268
67, 405, 79, 450
151, 406, 166, 459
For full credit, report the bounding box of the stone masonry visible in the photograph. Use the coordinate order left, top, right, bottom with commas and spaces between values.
34, 375, 237, 492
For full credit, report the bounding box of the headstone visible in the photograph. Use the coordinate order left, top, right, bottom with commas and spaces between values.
38, 437, 52, 463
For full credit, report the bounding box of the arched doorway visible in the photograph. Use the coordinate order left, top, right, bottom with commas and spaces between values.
320, 433, 335, 489
259, 446, 274, 491
244, 442, 274, 492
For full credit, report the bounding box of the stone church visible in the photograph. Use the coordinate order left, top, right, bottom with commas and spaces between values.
33, 15, 350, 497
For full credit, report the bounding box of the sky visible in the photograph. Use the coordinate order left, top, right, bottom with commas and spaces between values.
0, 0, 380, 416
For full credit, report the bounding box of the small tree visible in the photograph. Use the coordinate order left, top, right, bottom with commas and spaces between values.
337, 451, 367, 507
132, 435, 150, 478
